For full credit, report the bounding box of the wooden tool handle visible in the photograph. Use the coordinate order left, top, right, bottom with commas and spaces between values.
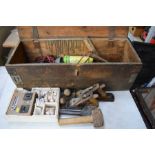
90, 53, 108, 62
59, 116, 93, 125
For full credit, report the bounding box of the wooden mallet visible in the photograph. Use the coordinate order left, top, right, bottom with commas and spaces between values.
58, 108, 104, 128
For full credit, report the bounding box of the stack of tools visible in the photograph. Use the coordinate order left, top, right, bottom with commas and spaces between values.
59, 83, 114, 128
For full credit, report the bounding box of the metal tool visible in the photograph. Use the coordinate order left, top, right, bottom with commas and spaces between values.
23, 92, 33, 101
69, 83, 100, 107
59, 108, 104, 128
11, 96, 19, 110
59, 105, 96, 116
97, 84, 114, 101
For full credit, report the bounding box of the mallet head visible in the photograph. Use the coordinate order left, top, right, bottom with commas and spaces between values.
92, 108, 104, 128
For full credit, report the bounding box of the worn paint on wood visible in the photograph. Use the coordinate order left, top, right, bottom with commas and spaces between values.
6, 62, 141, 90
5, 26, 142, 90
17, 26, 129, 40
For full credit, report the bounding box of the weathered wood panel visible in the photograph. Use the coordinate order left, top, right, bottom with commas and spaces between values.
17, 38, 134, 63
78, 64, 142, 90
6, 64, 76, 88
17, 26, 129, 40
22, 39, 93, 62
9, 43, 28, 64
5, 26, 142, 90
6, 63, 142, 90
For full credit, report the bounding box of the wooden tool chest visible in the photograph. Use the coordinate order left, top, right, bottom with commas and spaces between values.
5, 26, 142, 90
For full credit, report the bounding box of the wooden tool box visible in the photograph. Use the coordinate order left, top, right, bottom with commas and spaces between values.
5, 26, 142, 90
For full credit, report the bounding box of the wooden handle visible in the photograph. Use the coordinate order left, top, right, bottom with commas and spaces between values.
90, 53, 108, 62
59, 116, 93, 125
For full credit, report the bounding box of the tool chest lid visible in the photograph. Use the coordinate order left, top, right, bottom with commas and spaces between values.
17, 26, 129, 40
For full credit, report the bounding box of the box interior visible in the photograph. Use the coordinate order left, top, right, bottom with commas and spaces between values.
8, 38, 140, 64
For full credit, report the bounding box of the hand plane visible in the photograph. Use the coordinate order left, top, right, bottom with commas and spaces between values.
69, 83, 99, 107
